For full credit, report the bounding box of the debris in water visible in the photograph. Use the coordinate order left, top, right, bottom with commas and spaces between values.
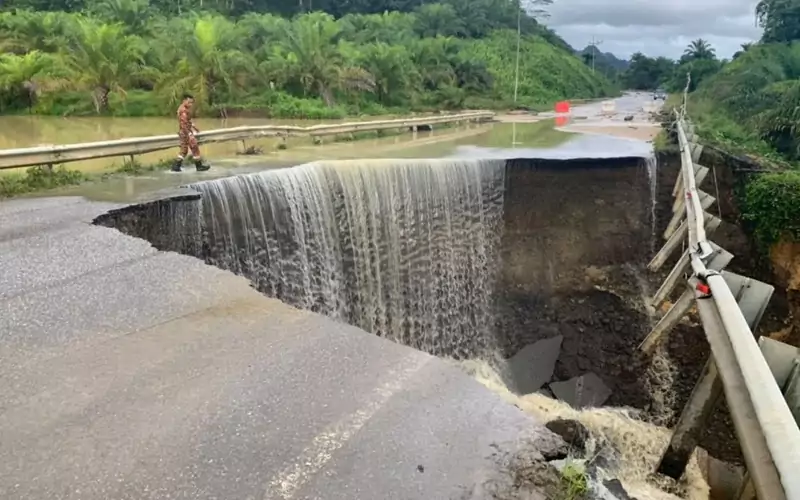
546, 419, 590, 451
458, 359, 710, 499
550, 372, 613, 409
499, 335, 563, 395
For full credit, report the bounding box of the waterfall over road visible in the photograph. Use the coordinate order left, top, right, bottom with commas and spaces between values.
95, 153, 660, 422
193, 158, 507, 359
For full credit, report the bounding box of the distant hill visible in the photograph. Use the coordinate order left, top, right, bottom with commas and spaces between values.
577, 46, 629, 76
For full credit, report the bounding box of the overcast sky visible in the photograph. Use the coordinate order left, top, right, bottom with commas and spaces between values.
544, 0, 763, 60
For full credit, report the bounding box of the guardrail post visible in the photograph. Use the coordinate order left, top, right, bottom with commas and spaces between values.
639, 286, 695, 353
642, 240, 731, 352
695, 165, 709, 187
690, 142, 703, 163
735, 473, 756, 500
651, 242, 732, 309
656, 358, 724, 478
649, 213, 720, 271
665, 190, 716, 240
672, 166, 684, 197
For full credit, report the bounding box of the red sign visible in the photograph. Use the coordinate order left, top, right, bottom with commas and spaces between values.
554, 101, 570, 113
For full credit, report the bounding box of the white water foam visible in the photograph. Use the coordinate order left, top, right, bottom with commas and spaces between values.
458, 359, 710, 500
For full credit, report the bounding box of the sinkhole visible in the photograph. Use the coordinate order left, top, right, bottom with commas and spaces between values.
94, 155, 672, 417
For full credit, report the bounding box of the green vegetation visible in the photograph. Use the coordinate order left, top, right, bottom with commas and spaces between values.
615, 0, 800, 248
0, 0, 617, 119
558, 460, 589, 500
0, 165, 88, 197
620, 38, 722, 92
744, 171, 800, 247
0, 157, 179, 198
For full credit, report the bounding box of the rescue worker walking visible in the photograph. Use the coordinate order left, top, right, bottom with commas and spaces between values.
171, 93, 210, 172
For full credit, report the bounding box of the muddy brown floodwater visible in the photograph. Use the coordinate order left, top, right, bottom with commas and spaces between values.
0, 114, 400, 173
0, 115, 575, 175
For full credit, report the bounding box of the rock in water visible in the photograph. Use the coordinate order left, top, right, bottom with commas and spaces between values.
550, 372, 612, 409
498, 335, 563, 395
545, 419, 590, 451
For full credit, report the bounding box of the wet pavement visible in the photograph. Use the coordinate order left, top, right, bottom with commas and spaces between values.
0, 194, 565, 500
0, 93, 661, 499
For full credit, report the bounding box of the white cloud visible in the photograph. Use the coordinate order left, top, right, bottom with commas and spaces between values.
542, 0, 762, 59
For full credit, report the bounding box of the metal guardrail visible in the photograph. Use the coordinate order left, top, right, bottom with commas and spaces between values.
643, 75, 800, 499
0, 111, 494, 170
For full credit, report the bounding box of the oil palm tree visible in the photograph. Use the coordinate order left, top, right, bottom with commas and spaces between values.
732, 43, 753, 60
86, 0, 155, 34
410, 36, 461, 91
60, 18, 146, 113
0, 10, 76, 54
0, 51, 59, 112
155, 15, 250, 111
264, 12, 375, 106
354, 42, 418, 105
683, 39, 716, 61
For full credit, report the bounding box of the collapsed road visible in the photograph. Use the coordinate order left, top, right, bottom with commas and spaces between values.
0, 95, 694, 499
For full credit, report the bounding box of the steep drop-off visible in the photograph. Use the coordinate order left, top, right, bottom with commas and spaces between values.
95, 156, 662, 413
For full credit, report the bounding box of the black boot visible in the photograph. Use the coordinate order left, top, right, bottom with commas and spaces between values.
194, 158, 211, 172
170, 158, 183, 172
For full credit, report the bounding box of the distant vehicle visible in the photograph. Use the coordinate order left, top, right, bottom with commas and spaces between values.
653, 89, 666, 100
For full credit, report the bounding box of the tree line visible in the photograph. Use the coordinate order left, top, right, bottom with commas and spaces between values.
0, 0, 617, 118
673, 0, 800, 249
617, 38, 722, 92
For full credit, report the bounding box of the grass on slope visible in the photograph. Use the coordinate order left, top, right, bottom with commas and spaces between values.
464, 30, 619, 111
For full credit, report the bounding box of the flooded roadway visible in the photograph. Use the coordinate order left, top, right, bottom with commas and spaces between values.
19, 92, 664, 203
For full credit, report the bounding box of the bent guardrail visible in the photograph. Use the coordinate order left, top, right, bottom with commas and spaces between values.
0, 111, 494, 170
642, 74, 800, 499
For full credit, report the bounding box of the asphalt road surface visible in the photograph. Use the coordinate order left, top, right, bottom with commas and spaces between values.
0, 195, 563, 499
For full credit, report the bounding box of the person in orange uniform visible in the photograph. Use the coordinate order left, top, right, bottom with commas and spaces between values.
171, 93, 210, 172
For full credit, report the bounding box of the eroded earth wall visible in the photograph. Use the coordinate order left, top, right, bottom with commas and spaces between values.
493, 157, 657, 408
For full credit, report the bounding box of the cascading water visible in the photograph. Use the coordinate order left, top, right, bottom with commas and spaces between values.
192, 158, 506, 359
99, 154, 702, 496
645, 154, 658, 254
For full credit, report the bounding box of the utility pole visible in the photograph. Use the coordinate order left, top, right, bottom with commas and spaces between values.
588, 36, 603, 73
513, 3, 522, 105
513, 0, 551, 105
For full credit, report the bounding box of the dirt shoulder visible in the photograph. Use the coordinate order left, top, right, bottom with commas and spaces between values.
560, 124, 661, 142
